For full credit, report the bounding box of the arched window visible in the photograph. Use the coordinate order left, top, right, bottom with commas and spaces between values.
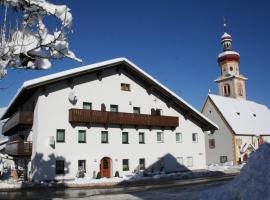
223, 84, 231, 96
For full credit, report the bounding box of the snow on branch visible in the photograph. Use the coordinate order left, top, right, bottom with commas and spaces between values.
0, 0, 82, 79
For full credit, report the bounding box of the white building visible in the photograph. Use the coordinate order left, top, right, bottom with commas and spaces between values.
203, 31, 270, 165
1, 58, 217, 181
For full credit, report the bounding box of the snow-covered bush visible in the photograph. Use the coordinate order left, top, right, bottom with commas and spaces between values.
0, 0, 81, 78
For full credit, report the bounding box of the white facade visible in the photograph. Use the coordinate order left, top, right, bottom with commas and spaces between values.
2, 58, 217, 181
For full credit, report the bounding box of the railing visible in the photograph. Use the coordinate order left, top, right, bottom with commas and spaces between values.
4, 141, 32, 156
2, 111, 33, 136
69, 109, 179, 128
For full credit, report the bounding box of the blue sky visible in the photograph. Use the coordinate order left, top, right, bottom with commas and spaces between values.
1, 0, 270, 110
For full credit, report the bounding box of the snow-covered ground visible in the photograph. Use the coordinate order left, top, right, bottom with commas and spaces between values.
0, 168, 233, 190
201, 143, 270, 200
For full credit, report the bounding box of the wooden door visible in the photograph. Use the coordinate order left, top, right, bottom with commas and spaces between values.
100, 157, 111, 178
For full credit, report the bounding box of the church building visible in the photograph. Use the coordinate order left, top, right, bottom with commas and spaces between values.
202, 30, 270, 165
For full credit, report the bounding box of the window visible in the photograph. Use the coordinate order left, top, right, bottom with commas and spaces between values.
157, 132, 164, 143
83, 102, 92, 110
121, 83, 130, 91
176, 133, 182, 143
220, 156, 228, 163
78, 130, 86, 143
223, 84, 231, 96
176, 157, 184, 166
192, 133, 198, 143
56, 129, 65, 143
230, 66, 233, 71
139, 132, 145, 144
110, 104, 118, 112
101, 131, 108, 143
78, 160, 86, 172
122, 132, 129, 144
187, 157, 193, 167
151, 108, 162, 116
156, 109, 162, 116
123, 159, 129, 171
56, 160, 65, 174
139, 158, 145, 170
101, 103, 106, 111
209, 139, 215, 149
133, 107, 140, 114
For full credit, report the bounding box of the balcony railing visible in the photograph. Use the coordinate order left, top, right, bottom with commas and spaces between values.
4, 141, 32, 156
2, 111, 33, 136
69, 109, 179, 129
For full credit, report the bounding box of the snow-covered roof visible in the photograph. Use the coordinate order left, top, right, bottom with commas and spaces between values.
221, 32, 232, 39
218, 50, 240, 58
2, 58, 218, 130
209, 94, 270, 135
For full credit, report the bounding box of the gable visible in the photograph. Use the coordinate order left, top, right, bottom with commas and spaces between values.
2, 58, 218, 131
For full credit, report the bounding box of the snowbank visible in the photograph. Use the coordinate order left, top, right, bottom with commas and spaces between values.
201, 143, 270, 199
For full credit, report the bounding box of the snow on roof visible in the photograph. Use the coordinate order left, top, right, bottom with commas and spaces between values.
218, 50, 240, 58
221, 32, 232, 39
2, 58, 218, 129
209, 94, 270, 135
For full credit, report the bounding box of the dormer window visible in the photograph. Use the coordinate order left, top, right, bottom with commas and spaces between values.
121, 83, 130, 91
230, 66, 233, 71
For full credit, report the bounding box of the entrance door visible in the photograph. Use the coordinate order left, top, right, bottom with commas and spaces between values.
100, 157, 111, 178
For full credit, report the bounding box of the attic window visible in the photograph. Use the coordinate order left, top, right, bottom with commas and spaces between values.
121, 83, 130, 91
236, 112, 240, 116
209, 110, 212, 114
253, 113, 256, 117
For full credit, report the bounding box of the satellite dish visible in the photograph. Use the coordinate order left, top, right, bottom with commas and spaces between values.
68, 91, 77, 104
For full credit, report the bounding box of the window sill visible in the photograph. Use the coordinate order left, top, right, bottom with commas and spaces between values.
139, 142, 145, 144
122, 143, 129, 144
101, 142, 109, 144
78, 142, 86, 143
123, 169, 129, 171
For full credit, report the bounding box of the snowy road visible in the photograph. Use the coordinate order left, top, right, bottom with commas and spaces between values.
0, 180, 229, 200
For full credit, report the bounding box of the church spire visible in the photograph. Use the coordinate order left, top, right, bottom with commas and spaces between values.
215, 23, 247, 100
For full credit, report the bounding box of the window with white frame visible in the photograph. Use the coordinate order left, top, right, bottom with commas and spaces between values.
101, 131, 108, 143
192, 133, 198, 143
122, 159, 129, 171
83, 102, 92, 110
139, 158, 145, 170
176, 157, 184, 167
187, 157, 193, 167
56, 129, 65, 143
55, 160, 65, 174
176, 132, 182, 143
157, 132, 164, 143
78, 130, 86, 143
122, 132, 129, 144
139, 132, 145, 144
78, 160, 86, 172
110, 104, 118, 112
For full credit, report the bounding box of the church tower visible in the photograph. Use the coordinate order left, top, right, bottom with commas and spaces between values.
215, 31, 247, 100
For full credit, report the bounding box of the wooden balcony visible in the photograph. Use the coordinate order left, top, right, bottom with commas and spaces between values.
4, 141, 32, 156
2, 111, 33, 136
69, 109, 179, 129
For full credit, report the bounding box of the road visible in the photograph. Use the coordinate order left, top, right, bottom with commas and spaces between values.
0, 176, 232, 200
